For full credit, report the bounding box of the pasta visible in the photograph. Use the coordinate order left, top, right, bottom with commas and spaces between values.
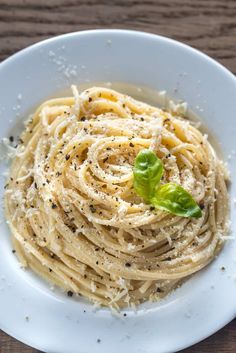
4, 86, 229, 309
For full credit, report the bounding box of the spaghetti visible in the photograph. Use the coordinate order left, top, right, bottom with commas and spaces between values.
4, 86, 229, 308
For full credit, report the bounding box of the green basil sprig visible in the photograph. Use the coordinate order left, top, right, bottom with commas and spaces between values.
133, 149, 202, 218
133, 149, 163, 202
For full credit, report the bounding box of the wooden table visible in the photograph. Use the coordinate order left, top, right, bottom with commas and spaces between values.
0, 0, 235, 352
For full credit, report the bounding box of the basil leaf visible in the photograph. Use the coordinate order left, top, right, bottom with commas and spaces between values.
151, 183, 202, 218
133, 149, 201, 218
133, 149, 163, 201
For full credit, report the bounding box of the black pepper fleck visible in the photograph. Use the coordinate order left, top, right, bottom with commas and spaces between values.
89, 205, 96, 213
165, 257, 172, 261
156, 288, 164, 293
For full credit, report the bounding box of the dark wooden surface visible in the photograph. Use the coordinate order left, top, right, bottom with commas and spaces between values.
0, 0, 235, 352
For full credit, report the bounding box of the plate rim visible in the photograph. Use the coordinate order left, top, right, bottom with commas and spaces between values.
0, 28, 235, 82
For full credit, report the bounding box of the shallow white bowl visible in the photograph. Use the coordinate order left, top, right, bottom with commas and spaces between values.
0, 29, 236, 353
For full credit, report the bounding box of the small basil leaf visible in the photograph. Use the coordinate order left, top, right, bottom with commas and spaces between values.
133, 149, 163, 201
151, 183, 202, 218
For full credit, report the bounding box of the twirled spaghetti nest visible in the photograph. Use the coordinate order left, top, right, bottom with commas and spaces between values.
4, 87, 228, 308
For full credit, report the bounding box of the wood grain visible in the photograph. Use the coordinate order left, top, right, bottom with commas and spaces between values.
0, 0, 235, 352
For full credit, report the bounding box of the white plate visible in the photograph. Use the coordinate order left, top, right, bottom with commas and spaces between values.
0, 30, 236, 353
